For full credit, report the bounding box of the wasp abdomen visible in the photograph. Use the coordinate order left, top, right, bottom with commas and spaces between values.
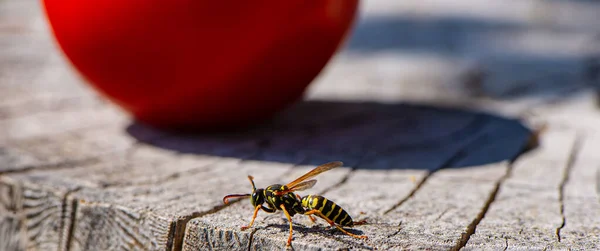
301, 195, 353, 226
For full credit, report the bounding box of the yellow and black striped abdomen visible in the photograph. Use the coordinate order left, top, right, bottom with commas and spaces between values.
301, 195, 353, 226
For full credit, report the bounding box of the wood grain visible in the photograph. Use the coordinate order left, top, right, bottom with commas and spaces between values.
0, 214, 25, 251
0, 175, 82, 251
0, 178, 26, 251
68, 201, 171, 251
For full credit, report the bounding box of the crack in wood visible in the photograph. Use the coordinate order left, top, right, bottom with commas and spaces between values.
65, 195, 78, 251
205, 225, 214, 251
318, 168, 355, 196
58, 187, 78, 251
380, 117, 504, 215
450, 161, 514, 251
165, 154, 274, 251
171, 204, 232, 251
246, 228, 257, 251
556, 132, 583, 242
385, 221, 402, 239
382, 147, 469, 215
434, 208, 451, 222
316, 151, 373, 197
312, 160, 372, 202
166, 221, 178, 251
382, 171, 430, 215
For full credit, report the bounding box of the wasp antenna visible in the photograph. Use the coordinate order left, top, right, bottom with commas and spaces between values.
223, 194, 251, 204
247, 175, 257, 191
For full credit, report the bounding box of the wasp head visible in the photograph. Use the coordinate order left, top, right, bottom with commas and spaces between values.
250, 188, 265, 207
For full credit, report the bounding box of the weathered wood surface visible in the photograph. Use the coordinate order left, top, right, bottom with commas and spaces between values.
464, 129, 577, 250
2, 0, 600, 251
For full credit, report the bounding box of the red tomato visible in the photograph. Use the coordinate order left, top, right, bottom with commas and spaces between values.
42, 1, 359, 130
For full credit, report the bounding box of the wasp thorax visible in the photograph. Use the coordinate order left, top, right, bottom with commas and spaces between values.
250, 188, 265, 206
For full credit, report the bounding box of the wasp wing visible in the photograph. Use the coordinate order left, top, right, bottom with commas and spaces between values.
288, 179, 317, 191
273, 179, 318, 196
285, 161, 343, 188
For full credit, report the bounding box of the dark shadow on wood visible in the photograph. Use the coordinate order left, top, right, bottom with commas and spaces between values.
262, 223, 366, 236
261, 223, 373, 250
125, 101, 532, 171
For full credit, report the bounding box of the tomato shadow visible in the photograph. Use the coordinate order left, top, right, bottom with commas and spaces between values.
125, 100, 533, 171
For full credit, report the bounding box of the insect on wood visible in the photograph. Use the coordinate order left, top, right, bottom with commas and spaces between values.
223, 161, 368, 246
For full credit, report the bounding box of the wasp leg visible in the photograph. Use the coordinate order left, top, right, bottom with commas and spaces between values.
303, 209, 368, 240
280, 204, 295, 246
353, 219, 368, 225
261, 203, 276, 213
241, 205, 262, 231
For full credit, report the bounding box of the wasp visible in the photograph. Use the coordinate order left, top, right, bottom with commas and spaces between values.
223, 161, 367, 246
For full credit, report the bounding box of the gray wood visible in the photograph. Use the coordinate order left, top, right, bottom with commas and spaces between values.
463, 129, 577, 250
0, 115, 137, 173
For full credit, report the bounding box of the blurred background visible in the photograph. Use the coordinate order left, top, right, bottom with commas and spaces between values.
309, 0, 600, 115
